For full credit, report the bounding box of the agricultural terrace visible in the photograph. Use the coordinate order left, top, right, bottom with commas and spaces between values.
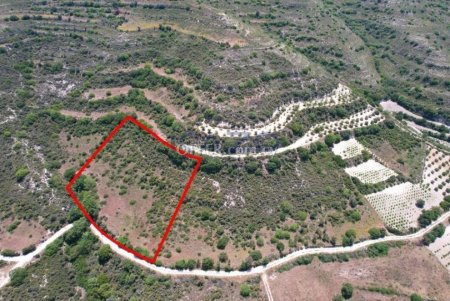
344, 160, 397, 184
331, 138, 366, 159
198, 84, 353, 137
427, 226, 450, 272
422, 147, 450, 208
186, 106, 383, 158
365, 182, 430, 231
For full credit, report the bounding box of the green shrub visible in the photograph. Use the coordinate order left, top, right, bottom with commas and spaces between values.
98, 245, 112, 264
201, 157, 223, 174
341, 283, 353, 299
249, 250, 262, 261
1, 249, 19, 257
44, 238, 63, 256
342, 229, 356, 246
418, 207, 442, 227
216, 236, 229, 250
240, 283, 251, 297
367, 243, 389, 257
201, 257, 214, 270
63, 167, 76, 181
410, 293, 423, 301
10, 268, 27, 286
345, 210, 361, 222
15, 167, 29, 182
422, 224, 445, 246
368, 228, 386, 239
7, 221, 20, 233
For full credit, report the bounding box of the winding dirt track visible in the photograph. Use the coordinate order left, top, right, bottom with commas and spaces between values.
1, 211, 449, 288
90, 211, 450, 277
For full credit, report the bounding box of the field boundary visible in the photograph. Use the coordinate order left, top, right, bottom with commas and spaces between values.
65, 115, 203, 263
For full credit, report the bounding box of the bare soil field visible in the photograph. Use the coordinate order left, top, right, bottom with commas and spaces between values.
176, 276, 263, 301
0, 218, 47, 252
268, 244, 450, 301
83, 85, 132, 100
370, 141, 414, 177
118, 20, 246, 46
59, 107, 166, 138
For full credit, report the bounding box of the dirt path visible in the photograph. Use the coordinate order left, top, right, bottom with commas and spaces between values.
2, 212, 449, 288
380, 100, 450, 130
89, 210, 450, 277
261, 273, 274, 301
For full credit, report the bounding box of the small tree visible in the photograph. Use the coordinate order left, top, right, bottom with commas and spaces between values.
415, 199, 425, 208
341, 283, 353, 299
410, 293, 423, 301
276, 242, 285, 254
15, 167, 29, 182
217, 236, 229, 250
201, 257, 214, 270
98, 245, 112, 264
218, 252, 228, 263
64, 167, 76, 181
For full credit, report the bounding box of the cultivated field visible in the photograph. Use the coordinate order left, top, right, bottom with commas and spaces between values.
427, 226, 450, 272
198, 84, 354, 137
365, 182, 429, 231
422, 147, 450, 208
332, 138, 366, 159
345, 159, 397, 184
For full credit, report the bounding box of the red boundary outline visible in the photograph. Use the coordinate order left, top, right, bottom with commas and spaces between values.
65, 115, 203, 263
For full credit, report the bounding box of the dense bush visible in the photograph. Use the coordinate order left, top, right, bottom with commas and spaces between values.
418, 207, 442, 227
342, 229, 356, 246
368, 228, 386, 239
422, 224, 445, 246
21, 245, 36, 255
367, 243, 389, 257
10, 268, 27, 287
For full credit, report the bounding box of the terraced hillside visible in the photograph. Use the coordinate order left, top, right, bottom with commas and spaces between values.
0, 0, 449, 300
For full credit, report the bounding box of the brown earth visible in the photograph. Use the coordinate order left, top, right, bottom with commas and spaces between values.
118, 20, 246, 46
326, 203, 385, 244
370, 141, 411, 177
176, 276, 263, 301
0, 218, 47, 252
268, 244, 450, 301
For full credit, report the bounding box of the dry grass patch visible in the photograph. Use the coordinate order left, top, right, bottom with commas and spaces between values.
117, 21, 246, 46
0, 218, 47, 252
327, 204, 384, 244
268, 244, 450, 301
